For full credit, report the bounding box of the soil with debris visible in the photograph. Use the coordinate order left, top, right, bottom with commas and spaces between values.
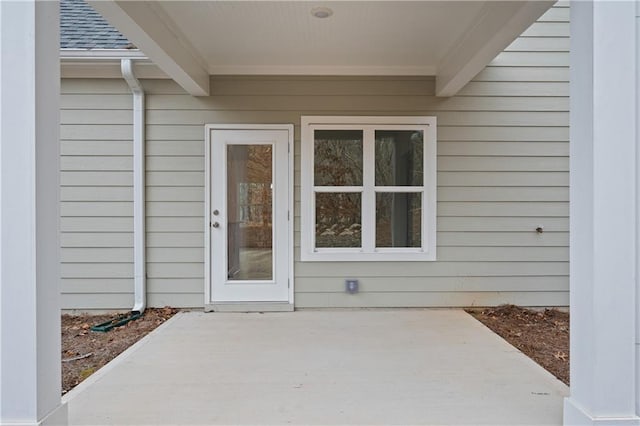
466, 305, 569, 385
61, 307, 178, 394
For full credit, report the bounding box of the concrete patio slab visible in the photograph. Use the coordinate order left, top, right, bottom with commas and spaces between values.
64, 309, 568, 425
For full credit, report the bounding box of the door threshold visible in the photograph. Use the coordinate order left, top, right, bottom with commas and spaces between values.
205, 302, 294, 313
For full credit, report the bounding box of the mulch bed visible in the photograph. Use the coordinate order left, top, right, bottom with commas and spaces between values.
466, 304, 569, 385
61, 307, 178, 394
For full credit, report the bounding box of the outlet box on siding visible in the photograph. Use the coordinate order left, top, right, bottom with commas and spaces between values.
346, 279, 359, 294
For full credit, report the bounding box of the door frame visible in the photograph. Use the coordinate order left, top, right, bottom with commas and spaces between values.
204, 124, 294, 311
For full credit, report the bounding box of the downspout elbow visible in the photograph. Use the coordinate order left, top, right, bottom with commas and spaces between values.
121, 59, 146, 314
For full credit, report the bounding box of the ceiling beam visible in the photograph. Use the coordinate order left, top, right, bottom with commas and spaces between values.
435, 1, 555, 97
88, 0, 209, 96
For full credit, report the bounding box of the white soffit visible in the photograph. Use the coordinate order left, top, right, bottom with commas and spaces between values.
88, 1, 554, 97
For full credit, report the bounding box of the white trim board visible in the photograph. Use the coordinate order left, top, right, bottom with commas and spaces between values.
60, 58, 169, 79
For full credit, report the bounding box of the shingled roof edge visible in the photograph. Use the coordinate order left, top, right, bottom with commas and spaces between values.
60, 0, 132, 50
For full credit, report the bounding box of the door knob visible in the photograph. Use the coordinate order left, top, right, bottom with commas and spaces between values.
212, 222, 220, 228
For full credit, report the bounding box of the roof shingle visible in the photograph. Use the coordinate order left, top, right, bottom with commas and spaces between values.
60, 0, 133, 49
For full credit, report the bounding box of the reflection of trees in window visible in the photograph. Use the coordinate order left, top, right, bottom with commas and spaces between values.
374, 131, 423, 247
239, 183, 271, 224
228, 145, 273, 252
314, 130, 363, 248
314, 130, 363, 186
315, 193, 361, 248
375, 131, 423, 187
375, 193, 421, 248
241, 146, 272, 228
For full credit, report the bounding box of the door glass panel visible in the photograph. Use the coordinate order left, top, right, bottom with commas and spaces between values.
375, 130, 423, 186
375, 192, 421, 248
227, 145, 273, 280
314, 130, 363, 186
315, 192, 361, 248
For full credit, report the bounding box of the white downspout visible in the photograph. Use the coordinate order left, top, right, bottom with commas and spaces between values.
121, 59, 146, 314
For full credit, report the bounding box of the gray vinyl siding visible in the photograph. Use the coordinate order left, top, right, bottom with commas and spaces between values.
60, 80, 132, 310
60, 4, 569, 310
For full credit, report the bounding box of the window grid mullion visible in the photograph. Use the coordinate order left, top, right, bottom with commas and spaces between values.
373, 186, 425, 193
313, 186, 363, 193
362, 127, 375, 252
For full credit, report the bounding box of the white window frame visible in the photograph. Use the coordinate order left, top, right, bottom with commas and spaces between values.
301, 116, 436, 262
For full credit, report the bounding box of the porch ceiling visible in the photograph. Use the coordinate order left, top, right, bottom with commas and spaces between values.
88, 1, 554, 97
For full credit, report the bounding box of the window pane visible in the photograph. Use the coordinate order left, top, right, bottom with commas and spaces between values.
227, 145, 273, 280
376, 192, 421, 248
375, 130, 423, 186
315, 192, 361, 248
314, 130, 363, 186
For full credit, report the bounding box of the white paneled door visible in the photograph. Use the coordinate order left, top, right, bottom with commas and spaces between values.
208, 128, 291, 303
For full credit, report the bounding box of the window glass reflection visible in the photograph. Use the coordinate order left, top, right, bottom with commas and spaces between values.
376, 192, 421, 248
315, 192, 362, 248
314, 130, 363, 186
227, 145, 273, 280
375, 130, 423, 186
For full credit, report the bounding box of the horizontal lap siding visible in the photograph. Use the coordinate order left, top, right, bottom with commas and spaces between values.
60, 4, 569, 310
60, 79, 134, 309
145, 72, 204, 310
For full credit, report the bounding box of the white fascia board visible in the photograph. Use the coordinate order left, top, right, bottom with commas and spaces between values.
60, 58, 169, 79
435, 1, 555, 97
208, 65, 437, 76
60, 49, 147, 59
87, 0, 209, 96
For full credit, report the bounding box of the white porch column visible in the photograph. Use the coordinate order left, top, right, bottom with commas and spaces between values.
565, 1, 640, 425
0, 1, 67, 425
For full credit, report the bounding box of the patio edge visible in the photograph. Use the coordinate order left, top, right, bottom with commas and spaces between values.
61, 310, 186, 404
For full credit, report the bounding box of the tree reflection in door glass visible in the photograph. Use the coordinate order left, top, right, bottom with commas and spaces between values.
227, 145, 273, 280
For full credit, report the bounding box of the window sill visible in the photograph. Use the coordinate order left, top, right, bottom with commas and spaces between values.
300, 250, 437, 262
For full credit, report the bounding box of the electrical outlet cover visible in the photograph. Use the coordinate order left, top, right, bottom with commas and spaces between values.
346, 279, 359, 294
